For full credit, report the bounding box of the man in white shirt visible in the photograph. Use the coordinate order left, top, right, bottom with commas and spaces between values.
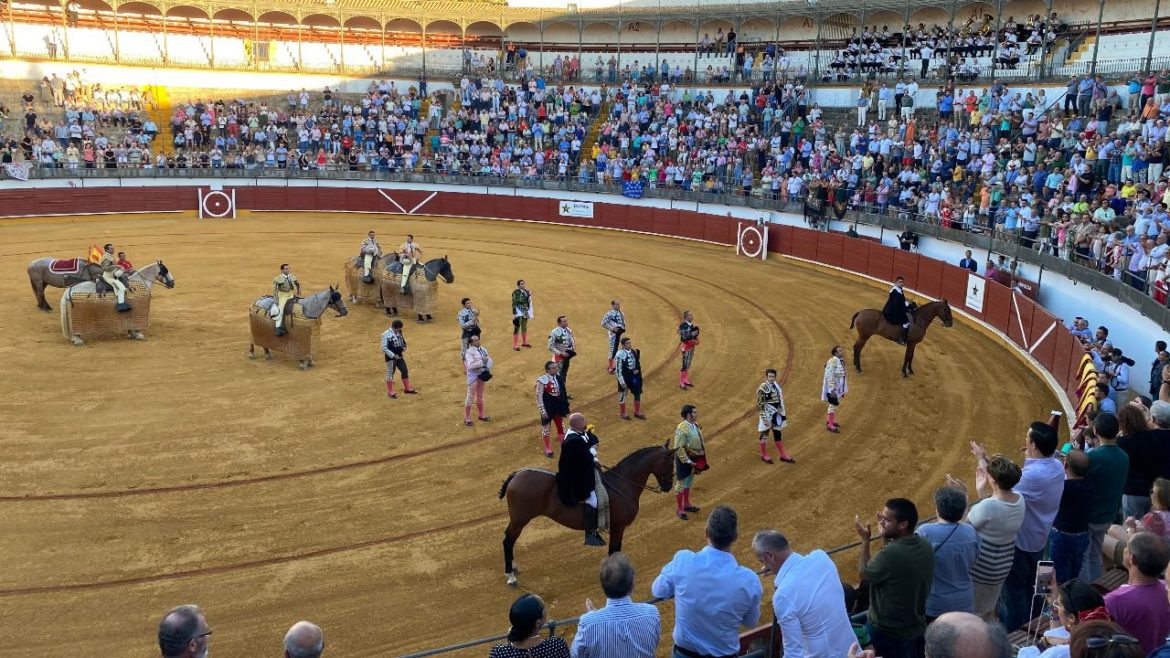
752, 530, 855, 658
571, 553, 661, 658
652, 506, 762, 658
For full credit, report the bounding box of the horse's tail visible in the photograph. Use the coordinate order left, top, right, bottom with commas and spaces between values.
849, 311, 861, 330
498, 471, 519, 499
60, 289, 72, 340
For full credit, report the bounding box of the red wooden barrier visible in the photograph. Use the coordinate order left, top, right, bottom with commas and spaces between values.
1008, 293, 1035, 349
916, 258, 943, 299
652, 208, 680, 237
984, 282, 1012, 334
1029, 306, 1060, 373
815, 231, 846, 268
866, 244, 896, 283
790, 227, 819, 260
771, 225, 794, 255
892, 250, 921, 288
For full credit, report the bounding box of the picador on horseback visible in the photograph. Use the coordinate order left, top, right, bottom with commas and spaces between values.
556, 413, 606, 547
98, 243, 133, 312
882, 276, 917, 345
358, 230, 382, 284
271, 263, 302, 336
399, 234, 423, 294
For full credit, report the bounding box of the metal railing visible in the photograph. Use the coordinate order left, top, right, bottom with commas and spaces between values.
12, 167, 1170, 329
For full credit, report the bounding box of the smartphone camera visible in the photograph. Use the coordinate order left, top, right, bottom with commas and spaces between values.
1035, 560, 1056, 596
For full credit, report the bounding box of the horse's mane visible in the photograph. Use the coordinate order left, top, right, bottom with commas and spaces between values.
612, 445, 664, 473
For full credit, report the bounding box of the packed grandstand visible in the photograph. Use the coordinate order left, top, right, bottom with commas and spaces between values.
3, 0, 1170, 656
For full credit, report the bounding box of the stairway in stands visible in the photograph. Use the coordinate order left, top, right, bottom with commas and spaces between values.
577, 100, 610, 165
1067, 35, 1096, 64
147, 84, 173, 156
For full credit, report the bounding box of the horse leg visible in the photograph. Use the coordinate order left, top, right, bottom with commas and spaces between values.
905, 342, 917, 376
248, 344, 256, 359
608, 525, 625, 555
264, 348, 272, 361
852, 337, 868, 373
31, 276, 53, 311
503, 518, 527, 587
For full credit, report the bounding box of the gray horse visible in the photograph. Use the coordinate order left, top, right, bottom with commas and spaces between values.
60, 260, 176, 345
248, 286, 348, 369
28, 257, 106, 311
380, 256, 455, 322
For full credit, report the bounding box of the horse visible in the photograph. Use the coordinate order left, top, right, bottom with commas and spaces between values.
248, 286, 348, 369
379, 256, 454, 322
29, 256, 105, 311
59, 260, 176, 346
850, 299, 954, 377
343, 253, 400, 307
497, 444, 674, 587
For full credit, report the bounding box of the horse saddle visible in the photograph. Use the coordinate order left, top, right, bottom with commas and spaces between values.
49, 258, 84, 275
95, 276, 132, 296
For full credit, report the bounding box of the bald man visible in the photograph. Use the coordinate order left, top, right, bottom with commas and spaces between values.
157, 604, 210, 658
284, 621, 325, 658
923, 612, 1010, 658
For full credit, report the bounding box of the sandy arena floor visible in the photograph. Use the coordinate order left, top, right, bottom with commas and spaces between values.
0, 212, 1058, 657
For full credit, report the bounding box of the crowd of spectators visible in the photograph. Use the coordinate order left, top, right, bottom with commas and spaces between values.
823, 14, 1068, 83
9, 57, 1170, 307
155, 414, 1170, 658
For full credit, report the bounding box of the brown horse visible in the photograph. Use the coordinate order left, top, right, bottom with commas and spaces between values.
850, 299, 954, 377
497, 445, 674, 587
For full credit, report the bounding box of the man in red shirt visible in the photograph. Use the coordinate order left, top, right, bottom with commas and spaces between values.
116, 251, 135, 274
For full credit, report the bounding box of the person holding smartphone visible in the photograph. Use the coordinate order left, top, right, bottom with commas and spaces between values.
1016, 579, 1110, 658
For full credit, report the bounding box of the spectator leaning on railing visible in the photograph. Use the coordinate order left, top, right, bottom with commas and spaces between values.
1081, 413, 1129, 585
915, 486, 979, 620
995, 421, 1067, 628
651, 505, 762, 658
751, 528, 856, 658
853, 498, 934, 658
570, 553, 660, 658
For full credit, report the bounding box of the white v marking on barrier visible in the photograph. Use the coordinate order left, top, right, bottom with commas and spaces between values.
408, 192, 438, 215
378, 190, 408, 214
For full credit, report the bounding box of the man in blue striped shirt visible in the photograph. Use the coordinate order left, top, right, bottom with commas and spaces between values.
652, 506, 763, 658
571, 553, 661, 658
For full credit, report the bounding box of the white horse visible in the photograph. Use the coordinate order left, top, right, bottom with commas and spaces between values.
60, 260, 176, 346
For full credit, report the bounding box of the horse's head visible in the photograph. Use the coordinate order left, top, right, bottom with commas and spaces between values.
438, 256, 454, 284
329, 285, 349, 317
940, 299, 954, 327
155, 260, 175, 289
654, 443, 675, 493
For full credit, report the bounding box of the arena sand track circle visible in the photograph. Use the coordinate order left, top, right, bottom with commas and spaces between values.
0, 213, 1056, 657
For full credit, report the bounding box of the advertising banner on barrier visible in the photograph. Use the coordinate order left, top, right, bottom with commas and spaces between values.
965, 273, 986, 313
557, 200, 594, 219
622, 181, 645, 199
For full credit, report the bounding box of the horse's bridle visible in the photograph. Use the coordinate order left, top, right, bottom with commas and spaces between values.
598, 461, 668, 495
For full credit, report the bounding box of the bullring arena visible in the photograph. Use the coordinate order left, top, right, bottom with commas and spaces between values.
1, 197, 1056, 656
6, 0, 1167, 649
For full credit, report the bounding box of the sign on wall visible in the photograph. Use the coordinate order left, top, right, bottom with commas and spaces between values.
197, 188, 236, 219
965, 273, 985, 313
557, 201, 594, 219
736, 222, 769, 261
